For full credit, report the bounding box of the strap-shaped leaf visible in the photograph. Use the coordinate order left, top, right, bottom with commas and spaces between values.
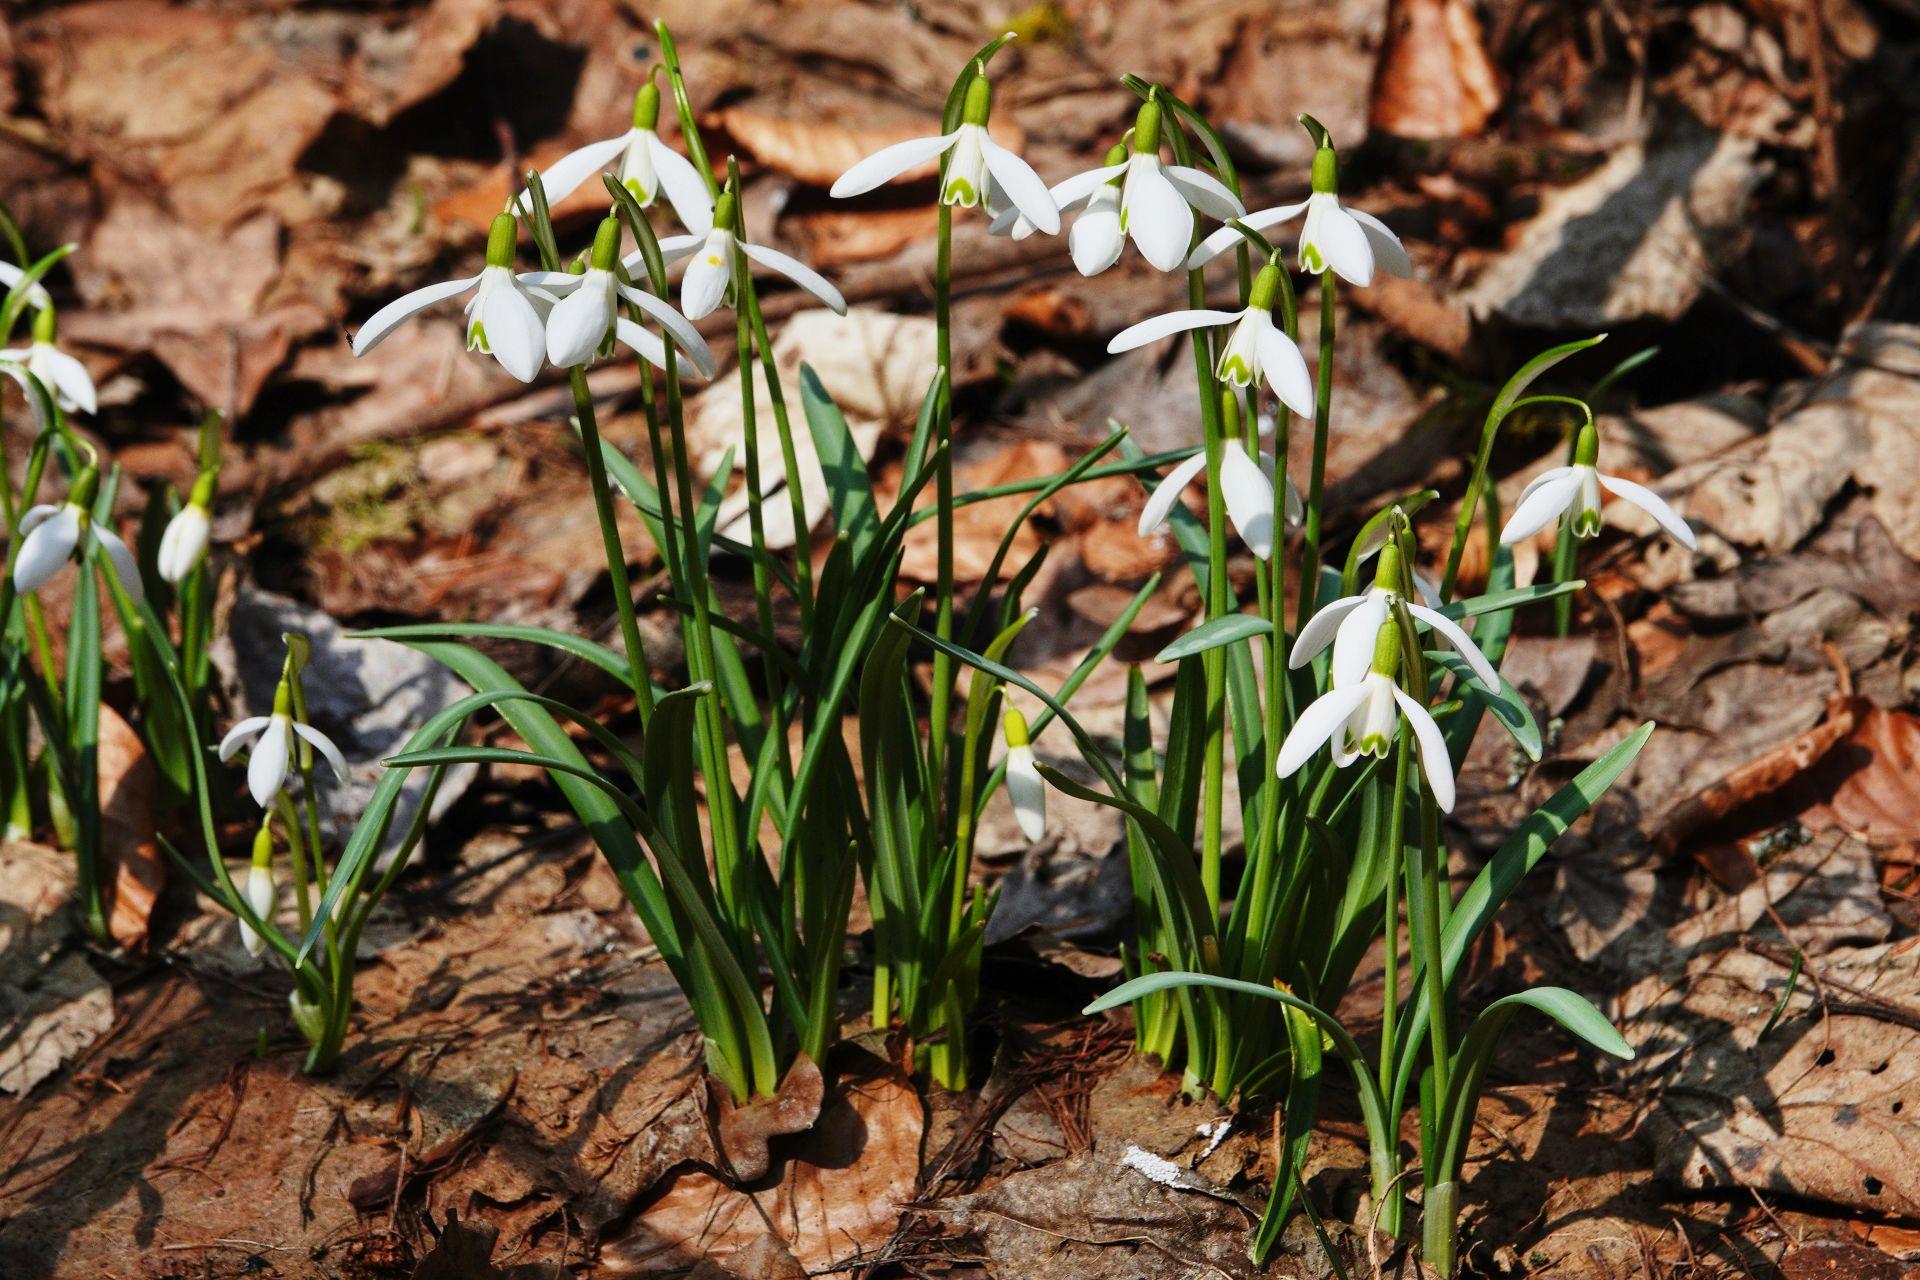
800, 364, 880, 562
1429, 649, 1541, 763
1156, 613, 1273, 663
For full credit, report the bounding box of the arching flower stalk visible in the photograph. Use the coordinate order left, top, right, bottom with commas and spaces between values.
1139, 394, 1280, 559
1499, 420, 1697, 550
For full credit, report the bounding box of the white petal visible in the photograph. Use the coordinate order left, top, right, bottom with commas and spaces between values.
247, 718, 294, 808
40, 347, 96, 415
1137, 451, 1210, 536
1408, 603, 1500, 691
1310, 202, 1376, 286
1123, 162, 1194, 272
91, 524, 144, 606
1597, 472, 1698, 550
1005, 746, 1047, 842
520, 133, 633, 210
1346, 207, 1412, 279
293, 720, 351, 782
1047, 162, 1129, 211
15, 503, 56, 536
1512, 464, 1578, 513
479, 279, 546, 383
1393, 688, 1456, 812
1275, 683, 1372, 779
614, 317, 668, 371
647, 134, 716, 235
643, 235, 703, 269
1163, 165, 1246, 220
829, 131, 961, 197
1185, 200, 1310, 269
1290, 595, 1364, 669
1069, 206, 1125, 277
353, 274, 482, 355
1284, 472, 1304, 526
1498, 470, 1584, 544
241, 864, 275, 957
12, 505, 80, 593
1107, 308, 1239, 354
741, 241, 846, 315
545, 282, 612, 368
1254, 319, 1315, 419
1220, 441, 1275, 559
0, 261, 52, 310
0, 362, 47, 430
619, 285, 717, 379
985, 206, 1027, 238
678, 244, 731, 320
218, 716, 271, 762
516, 270, 584, 293
1331, 593, 1391, 688
980, 138, 1059, 235
157, 505, 211, 584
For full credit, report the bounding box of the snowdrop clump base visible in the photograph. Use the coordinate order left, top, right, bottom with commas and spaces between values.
0, 22, 1714, 1275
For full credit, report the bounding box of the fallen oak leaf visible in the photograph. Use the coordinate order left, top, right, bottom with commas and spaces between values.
714, 1052, 823, 1183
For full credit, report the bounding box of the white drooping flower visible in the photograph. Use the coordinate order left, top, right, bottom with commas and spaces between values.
1275, 615, 1456, 811
525, 217, 717, 376
1137, 396, 1279, 559
1107, 262, 1313, 418
9, 469, 142, 605
520, 83, 715, 234
219, 685, 349, 809
1028, 99, 1246, 272
830, 66, 1060, 238
239, 823, 277, 959
1002, 707, 1046, 843
1290, 541, 1499, 693
1, 306, 96, 416
352, 214, 555, 383
1187, 124, 1410, 287
157, 473, 216, 585
647, 189, 845, 321
0, 260, 53, 311
1498, 421, 1696, 550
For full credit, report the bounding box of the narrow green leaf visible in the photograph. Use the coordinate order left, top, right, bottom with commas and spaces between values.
1155, 613, 1272, 663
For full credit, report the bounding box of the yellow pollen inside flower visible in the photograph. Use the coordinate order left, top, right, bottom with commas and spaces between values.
705, 255, 722, 265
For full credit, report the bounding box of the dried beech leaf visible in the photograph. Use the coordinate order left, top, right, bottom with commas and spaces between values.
97, 702, 162, 951
1370, 0, 1503, 140
715, 1053, 824, 1182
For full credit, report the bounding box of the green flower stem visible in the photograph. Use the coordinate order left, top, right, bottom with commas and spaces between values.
1375, 736, 1411, 1238
1294, 271, 1337, 635
569, 367, 658, 725
286, 674, 330, 907
273, 793, 316, 937
741, 273, 815, 630
928, 202, 956, 810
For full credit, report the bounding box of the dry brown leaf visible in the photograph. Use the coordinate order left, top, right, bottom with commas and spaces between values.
0, 842, 114, 1094
793, 207, 940, 268
1369, 0, 1503, 140
714, 1053, 824, 1183
895, 441, 1065, 585
607, 1064, 922, 1273
97, 702, 162, 951
1657, 693, 1859, 855
1798, 704, 1920, 843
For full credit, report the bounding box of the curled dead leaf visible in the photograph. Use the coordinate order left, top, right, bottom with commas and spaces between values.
715, 1053, 824, 1183
1370, 0, 1503, 140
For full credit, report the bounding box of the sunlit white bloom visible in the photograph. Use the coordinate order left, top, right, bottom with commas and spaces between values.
10, 472, 142, 605
239, 828, 276, 958
525, 218, 717, 376
219, 697, 349, 810
520, 83, 715, 234
1187, 132, 1409, 287
830, 67, 1060, 237
1003, 708, 1046, 842
1290, 544, 1499, 693
157, 500, 212, 585
1499, 423, 1696, 550
1275, 618, 1455, 811
352, 215, 554, 383
1139, 397, 1280, 558
1031, 101, 1245, 273
1, 308, 95, 415
1107, 263, 1313, 417
647, 191, 845, 321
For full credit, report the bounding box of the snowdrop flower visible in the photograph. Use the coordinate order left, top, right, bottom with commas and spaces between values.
829, 67, 1060, 237
1002, 708, 1046, 842
157, 472, 215, 585
219, 682, 349, 809
0, 260, 53, 310
1, 307, 96, 416
526, 217, 717, 376
239, 823, 277, 958
646, 189, 845, 321
521, 83, 715, 235
1139, 395, 1279, 559
1188, 120, 1409, 287
1108, 262, 1313, 418
1290, 540, 1498, 693
1499, 421, 1696, 550
1038, 99, 1246, 272
9, 467, 142, 604
352, 215, 554, 383
1276, 615, 1456, 811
